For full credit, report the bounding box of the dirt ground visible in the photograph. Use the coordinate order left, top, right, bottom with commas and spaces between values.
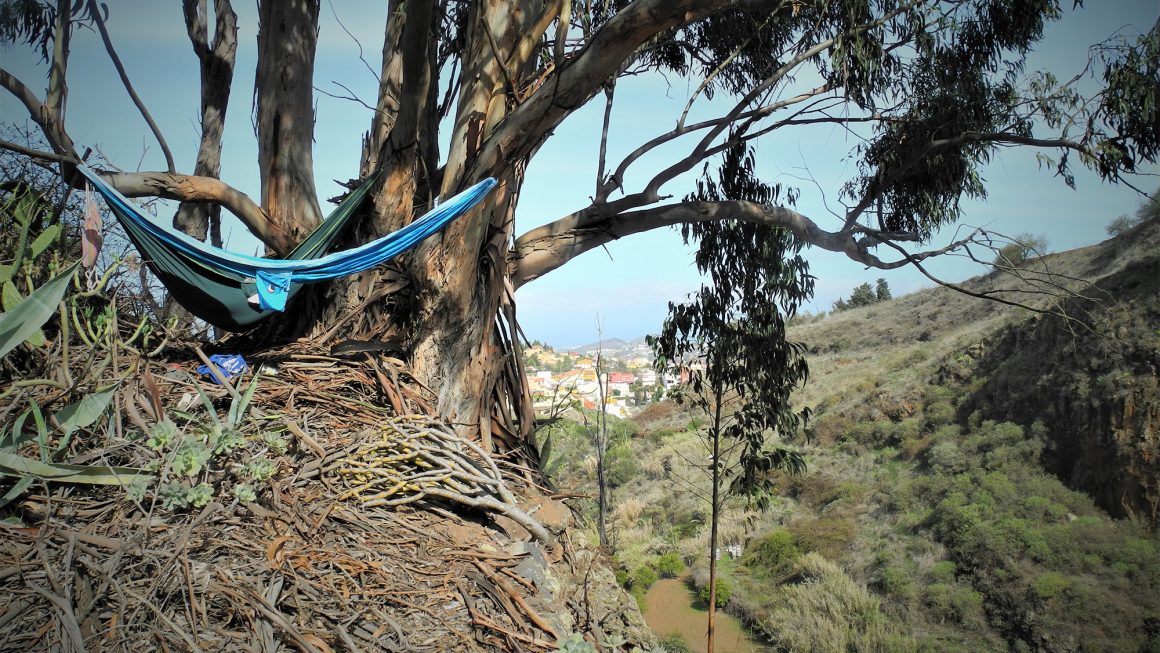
644, 576, 767, 653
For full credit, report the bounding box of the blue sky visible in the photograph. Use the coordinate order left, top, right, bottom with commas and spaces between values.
3, 1, 1157, 347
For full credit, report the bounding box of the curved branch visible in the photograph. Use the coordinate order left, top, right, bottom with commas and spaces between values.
0, 67, 77, 157
78, 167, 287, 251
844, 130, 1106, 230
0, 65, 286, 251
509, 200, 896, 287
89, 0, 175, 173
466, 0, 729, 183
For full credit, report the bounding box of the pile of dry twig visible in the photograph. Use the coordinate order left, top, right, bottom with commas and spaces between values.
0, 334, 588, 652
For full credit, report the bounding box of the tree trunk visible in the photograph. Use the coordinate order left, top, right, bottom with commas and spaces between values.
255, 0, 320, 254
174, 0, 238, 245
399, 1, 541, 448
707, 374, 724, 653
596, 349, 609, 547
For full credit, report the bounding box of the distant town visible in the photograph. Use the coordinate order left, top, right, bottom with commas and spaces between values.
522, 338, 703, 418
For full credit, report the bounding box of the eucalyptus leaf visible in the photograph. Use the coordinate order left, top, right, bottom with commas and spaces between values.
0, 477, 33, 509
0, 262, 79, 359
54, 386, 118, 433
0, 409, 31, 449
0, 451, 150, 485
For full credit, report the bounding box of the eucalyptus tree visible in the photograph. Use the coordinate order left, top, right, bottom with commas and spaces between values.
651, 143, 810, 653
1, 0, 1156, 456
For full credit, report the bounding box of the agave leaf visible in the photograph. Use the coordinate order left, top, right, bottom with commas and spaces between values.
29, 224, 62, 260
0, 261, 78, 359
0, 409, 33, 449
538, 432, 553, 472
29, 400, 48, 461
0, 264, 12, 284
0, 451, 149, 485
189, 374, 222, 428
0, 477, 33, 509
54, 386, 118, 434
227, 375, 259, 429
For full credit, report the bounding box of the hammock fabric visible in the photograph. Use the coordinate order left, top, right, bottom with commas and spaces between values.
77, 164, 496, 331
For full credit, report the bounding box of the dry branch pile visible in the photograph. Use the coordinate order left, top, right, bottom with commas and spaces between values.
0, 334, 634, 652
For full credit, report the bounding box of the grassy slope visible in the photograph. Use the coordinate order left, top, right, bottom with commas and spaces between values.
545, 220, 1160, 652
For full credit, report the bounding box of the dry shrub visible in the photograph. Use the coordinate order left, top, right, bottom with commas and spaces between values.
614, 497, 647, 526
757, 554, 914, 653
788, 517, 857, 559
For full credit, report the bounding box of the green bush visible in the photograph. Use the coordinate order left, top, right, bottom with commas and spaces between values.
923, 583, 984, 625
899, 435, 934, 461
633, 565, 658, 590
924, 401, 956, 428
789, 517, 856, 559
658, 633, 693, 653
1032, 572, 1072, 602
927, 442, 969, 474
698, 577, 732, 608
742, 529, 800, 578
607, 444, 640, 487
629, 584, 648, 612
929, 560, 956, 583
759, 554, 904, 652
880, 566, 916, 599
656, 552, 685, 578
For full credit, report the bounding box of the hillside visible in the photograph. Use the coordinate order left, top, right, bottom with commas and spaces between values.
540, 218, 1160, 652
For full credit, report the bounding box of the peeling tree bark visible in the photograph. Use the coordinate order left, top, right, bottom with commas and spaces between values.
255, 0, 321, 254
175, 0, 238, 245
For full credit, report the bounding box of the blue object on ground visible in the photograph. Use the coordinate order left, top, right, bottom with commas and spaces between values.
197, 354, 249, 383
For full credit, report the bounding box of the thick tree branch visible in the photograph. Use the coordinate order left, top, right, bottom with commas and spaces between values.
844, 130, 1106, 231
176, 0, 238, 243
465, 0, 729, 185
509, 200, 898, 287
78, 167, 284, 249
0, 68, 77, 158
46, 0, 70, 118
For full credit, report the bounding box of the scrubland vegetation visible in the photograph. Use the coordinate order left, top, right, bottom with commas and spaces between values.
536, 221, 1160, 652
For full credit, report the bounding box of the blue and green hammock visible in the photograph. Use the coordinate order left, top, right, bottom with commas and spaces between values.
76, 164, 496, 331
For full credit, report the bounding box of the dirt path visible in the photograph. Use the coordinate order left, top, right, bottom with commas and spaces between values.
643, 576, 767, 653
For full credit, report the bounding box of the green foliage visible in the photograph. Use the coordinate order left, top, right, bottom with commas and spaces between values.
171, 439, 211, 477
833, 278, 892, 312
553, 633, 597, 653
657, 633, 693, 653
880, 566, 916, 599
788, 517, 856, 560
923, 401, 957, 428
0, 261, 78, 359
741, 529, 799, 579
757, 554, 902, 653
929, 561, 957, 583
633, 565, 659, 590
992, 233, 1049, 267
698, 577, 732, 609
651, 142, 810, 510
1031, 572, 1072, 602
922, 583, 984, 625
655, 552, 685, 578
629, 584, 648, 612
244, 457, 277, 481
606, 443, 639, 488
